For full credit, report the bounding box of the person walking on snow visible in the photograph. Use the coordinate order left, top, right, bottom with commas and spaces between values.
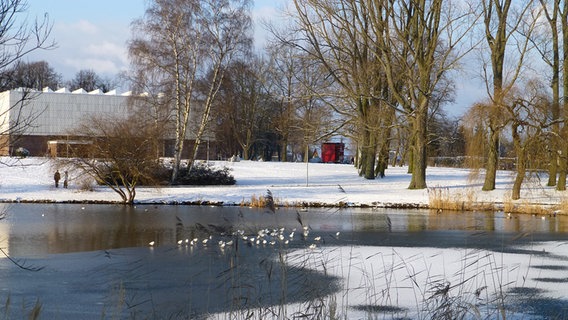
54, 170, 61, 188
63, 170, 68, 188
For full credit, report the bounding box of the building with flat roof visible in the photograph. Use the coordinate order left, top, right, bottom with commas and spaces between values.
0, 87, 215, 158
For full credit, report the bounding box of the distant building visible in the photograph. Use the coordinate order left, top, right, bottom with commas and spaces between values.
321, 142, 345, 163
0, 87, 215, 158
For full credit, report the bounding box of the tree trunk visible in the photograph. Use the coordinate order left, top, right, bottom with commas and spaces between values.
127, 188, 136, 205
360, 127, 376, 179
171, 137, 184, 184
548, 150, 558, 186
407, 148, 414, 174
408, 109, 427, 189
242, 145, 250, 160
375, 141, 389, 178
375, 104, 394, 178
548, 13, 560, 186
483, 125, 499, 191
558, 159, 567, 190
281, 134, 288, 162
559, 1, 568, 191
511, 125, 524, 200
557, 128, 567, 191
512, 159, 525, 200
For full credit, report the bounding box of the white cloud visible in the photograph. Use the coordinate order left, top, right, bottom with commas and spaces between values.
64, 58, 120, 75
30, 18, 131, 79
74, 20, 99, 35
84, 41, 129, 64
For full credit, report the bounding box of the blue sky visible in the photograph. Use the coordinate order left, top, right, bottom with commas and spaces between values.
25, 0, 476, 115
27, 1, 146, 80
26, 0, 288, 82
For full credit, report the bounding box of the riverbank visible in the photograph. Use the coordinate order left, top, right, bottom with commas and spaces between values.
1, 157, 566, 212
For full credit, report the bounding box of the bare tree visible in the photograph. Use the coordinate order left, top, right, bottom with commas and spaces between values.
264, 39, 335, 162
286, 0, 473, 188
215, 58, 267, 160
292, 59, 336, 162
557, 1, 568, 190
535, 0, 561, 187
129, 0, 252, 183
265, 41, 298, 162
0, 1, 54, 72
374, 0, 474, 188
479, 0, 537, 191
60, 114, 161, 204
66, 69, 119, 92
288, 0, 391, 179
0, 0, 55, 158
507, 80, 552, 200
0, 60, 61, 91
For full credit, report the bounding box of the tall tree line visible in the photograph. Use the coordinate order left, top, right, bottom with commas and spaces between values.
17, 0, 568, 199
274, 0, 474, 189
274, 0, 568, 198
0, 60, 120, 92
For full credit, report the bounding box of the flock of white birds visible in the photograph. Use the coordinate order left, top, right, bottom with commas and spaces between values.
148, 226, 341, 251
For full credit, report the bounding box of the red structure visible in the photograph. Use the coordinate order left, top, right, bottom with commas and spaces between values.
321, 142, 344, 163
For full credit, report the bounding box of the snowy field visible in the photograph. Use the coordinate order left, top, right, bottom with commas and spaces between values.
1, 157, 568, 318
0, 157, 565, 208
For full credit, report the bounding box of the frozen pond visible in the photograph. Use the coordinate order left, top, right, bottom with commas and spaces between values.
0, 204, 567, 319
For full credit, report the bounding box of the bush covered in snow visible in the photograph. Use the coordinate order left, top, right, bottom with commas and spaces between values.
171, 162, 235, 186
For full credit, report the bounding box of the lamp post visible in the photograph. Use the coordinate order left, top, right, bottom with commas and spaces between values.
305, 143, 309, 187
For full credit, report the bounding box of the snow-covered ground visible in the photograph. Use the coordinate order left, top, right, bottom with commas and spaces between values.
2, 157, 568, 319
0, 157, 566, 208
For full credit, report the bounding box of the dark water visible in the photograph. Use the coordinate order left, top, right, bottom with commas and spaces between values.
0, 204, 567, 319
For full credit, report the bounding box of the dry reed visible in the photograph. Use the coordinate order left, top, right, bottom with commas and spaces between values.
428, 187, 496, 211
241, 190, 280, 209
502, 197, 555, 215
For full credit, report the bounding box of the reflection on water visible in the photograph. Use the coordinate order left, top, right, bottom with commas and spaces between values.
1, 204, 568, 256
0, 204, 567, 318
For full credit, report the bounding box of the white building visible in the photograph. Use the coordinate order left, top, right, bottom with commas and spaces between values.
0, 87, 131, 156
0, 87, 214, 158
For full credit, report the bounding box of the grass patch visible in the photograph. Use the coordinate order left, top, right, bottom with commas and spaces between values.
428, 187, 496, 211
502, 199, 553, 215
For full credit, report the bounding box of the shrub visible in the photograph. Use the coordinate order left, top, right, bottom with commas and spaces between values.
78, 177, 96, 191
172, 162, 235, 186
96, 161, 235, 186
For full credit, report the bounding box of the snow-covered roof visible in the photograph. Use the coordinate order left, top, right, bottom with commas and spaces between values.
72, 88, 86, 94
2, 87, 160, 97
